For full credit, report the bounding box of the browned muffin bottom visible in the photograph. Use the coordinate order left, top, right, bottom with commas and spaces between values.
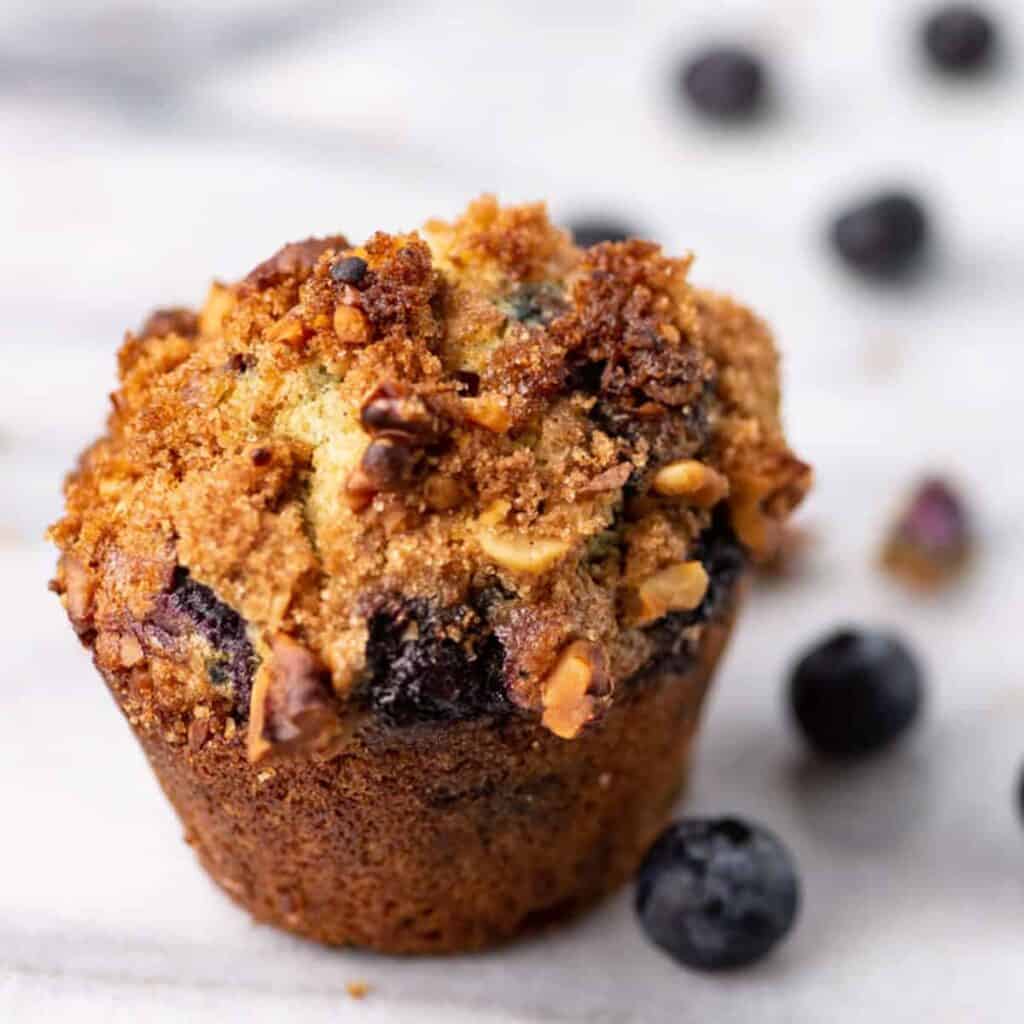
48, 197, 809, 952
131, 600, 737, 953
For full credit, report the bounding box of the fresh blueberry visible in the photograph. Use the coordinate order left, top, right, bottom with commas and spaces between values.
635, 817, 800, 970
330, 255, 368, 286
790, 629, 924, 757
568, 218, 635, 248
681, 47, 766, 120
922, 5, 997, 73
830, 191, 929, 279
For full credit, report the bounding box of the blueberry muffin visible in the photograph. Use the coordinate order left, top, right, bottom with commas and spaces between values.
49, 197, 809, 953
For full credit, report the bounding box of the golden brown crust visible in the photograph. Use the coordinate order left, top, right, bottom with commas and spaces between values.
124, 598, 737, 953
49, 197, 808, 749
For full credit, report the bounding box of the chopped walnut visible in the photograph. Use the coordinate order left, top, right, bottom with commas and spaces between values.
333, 303, 370, 344
478, 529, 571, 574
265, 315, 306, 347
652, 459, 729, 507
247, 635, 348, 764
360, 381, 445, 443
461, 394, 511, 433
728, 454, 812, 559
59, 555, 95, 633
540, 640, 612, 739
628, 561, 709, 626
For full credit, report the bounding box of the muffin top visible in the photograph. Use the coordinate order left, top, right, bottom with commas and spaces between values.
49, 197, 809, 762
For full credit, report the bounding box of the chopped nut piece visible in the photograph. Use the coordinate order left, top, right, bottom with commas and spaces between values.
247, 635, 347, 764
359, 439, 420, 492
333, 303, 370, 344
541, 640, 611, 739
265, 315, 306, 347
346, 981, 371, 1000
729, 455, 813, 558
881, 477, 971, 591
360, 381, 445, 443
629, 561, 709, 626
478, 499, 511, 528
60, 555, 95, 633
423, 474, 464, 511
198, 282, 236, 337
119, 632, 144, 667
478, 529, 571, 574
652, 459, 729, 507
462, 393, 511, 432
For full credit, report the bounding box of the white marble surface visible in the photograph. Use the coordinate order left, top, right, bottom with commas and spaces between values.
3, 0, 1024, 1020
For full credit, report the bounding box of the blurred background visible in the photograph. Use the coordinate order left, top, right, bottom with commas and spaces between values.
3, 1, 1024, 1020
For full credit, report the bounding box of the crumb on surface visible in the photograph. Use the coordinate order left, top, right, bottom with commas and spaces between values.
346, 980, 371, 1000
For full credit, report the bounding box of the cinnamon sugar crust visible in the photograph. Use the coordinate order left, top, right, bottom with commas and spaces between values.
49, 196, 809, 758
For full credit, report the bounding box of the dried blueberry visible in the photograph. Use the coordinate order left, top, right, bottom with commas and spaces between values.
360, 597, 509, 725
790, 629, 924, 757
680, 47, 766, 120
635, 817, 800, 970
922, 5, 996, 73
568, 218, 635, 248
330, 255, 368, 286
830, 191, 929, 279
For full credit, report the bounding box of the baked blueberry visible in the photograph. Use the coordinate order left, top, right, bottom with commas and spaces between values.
360, 597, 508, 725
681, 47, 765, 120
790, 629, 923, 756
635, 817, 800, 970
150, 567, 258, 709
922, 5, 997, 73
568, 218, 635, 248
830, 192, 929, 279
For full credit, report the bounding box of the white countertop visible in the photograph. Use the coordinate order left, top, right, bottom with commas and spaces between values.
3, 1, 1024, 1020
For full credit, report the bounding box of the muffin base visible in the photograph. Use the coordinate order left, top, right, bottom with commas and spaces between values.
123, 606, 736, 954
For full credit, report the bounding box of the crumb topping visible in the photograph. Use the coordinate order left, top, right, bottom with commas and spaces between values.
49, 196, 809, 754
